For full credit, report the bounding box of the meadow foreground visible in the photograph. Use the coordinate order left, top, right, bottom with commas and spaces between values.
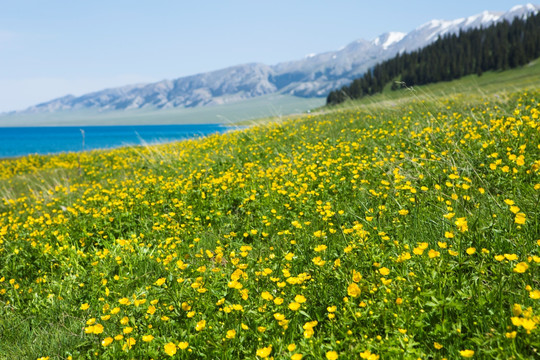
0, 90, 539, 359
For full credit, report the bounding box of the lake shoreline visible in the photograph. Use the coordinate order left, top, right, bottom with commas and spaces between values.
0, 124, 244, 160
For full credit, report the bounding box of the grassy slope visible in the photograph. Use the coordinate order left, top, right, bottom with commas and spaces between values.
0, 63, 539, 359
0, 95, 325, 127
326, 59, 540, 111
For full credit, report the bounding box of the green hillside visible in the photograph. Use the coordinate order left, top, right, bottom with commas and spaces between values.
328, 58, 540, 110
327, 12, 540, 106
0, 65, 539, 359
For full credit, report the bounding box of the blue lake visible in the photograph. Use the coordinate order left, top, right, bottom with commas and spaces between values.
0, 124, 231, 159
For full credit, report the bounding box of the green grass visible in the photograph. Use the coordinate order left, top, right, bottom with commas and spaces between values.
0, 63, 539, 360
325, 59, 540, 111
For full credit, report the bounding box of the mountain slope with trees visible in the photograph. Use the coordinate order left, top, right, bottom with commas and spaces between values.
327, 12, 540, 105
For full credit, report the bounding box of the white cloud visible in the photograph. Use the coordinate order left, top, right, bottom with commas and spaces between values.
0, 74, 159, 113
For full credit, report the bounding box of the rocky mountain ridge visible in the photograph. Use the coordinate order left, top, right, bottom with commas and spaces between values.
21, 4, 540, 113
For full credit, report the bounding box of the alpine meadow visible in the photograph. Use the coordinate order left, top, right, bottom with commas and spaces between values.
2, 4, 540, 360
1, 63, 539, 359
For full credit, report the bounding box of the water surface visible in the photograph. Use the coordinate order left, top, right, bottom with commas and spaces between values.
0, 124, 229, 159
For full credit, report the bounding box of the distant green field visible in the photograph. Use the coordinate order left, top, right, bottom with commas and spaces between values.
0, 94, 325, 127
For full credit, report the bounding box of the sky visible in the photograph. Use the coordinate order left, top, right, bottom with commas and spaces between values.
0, 0, 533, 112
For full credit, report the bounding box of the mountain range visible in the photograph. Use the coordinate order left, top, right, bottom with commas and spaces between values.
21, 4, 540, 114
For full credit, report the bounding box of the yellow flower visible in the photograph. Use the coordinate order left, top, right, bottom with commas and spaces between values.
459, 350, 475, 358
529, 289, 540, 299
256, 345, 272, 358
118, 297, 130, 305
288, 343, 296, 351
291, 354, 303, 360
378, 267, 390, 276
147, 305, 156, 315
314, 244, 327, 252
195, 319, 206, 331
261, 291, 274, 301
515, 213, 526, 225
110, 307, 120, 314
125, 337, 136, 350
93, 324, 104, 334
326, 350, 339, 360
178, 341, 189, 350
443, 212, 455, 219
434, 342, 443, 349
352, 270, 362, 282
164, 342, 177, 357
360, 350, 379, 359
294, 294, 307, 303
398, 209, 409, 216
505, 331, 517, 338
455, 217, 468, 232
226, 329, 236, 339
521, 318, 537, 331
101, 337, 114, 347
80, 303, 90, 310
466, 247, 476, 255
123, 326, 133, 334
428, 249, 440, 258
347, 283, 361, 297
511, 316, 523, 326
396, 252, 411, 262
289, 302, 301, 311
142, 334, 154, 342
513, 262, 529, 273
303, 320, 318, 329
155, 278, 166, 286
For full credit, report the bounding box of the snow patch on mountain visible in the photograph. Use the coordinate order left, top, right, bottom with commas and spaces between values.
373, 32, 407, 49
